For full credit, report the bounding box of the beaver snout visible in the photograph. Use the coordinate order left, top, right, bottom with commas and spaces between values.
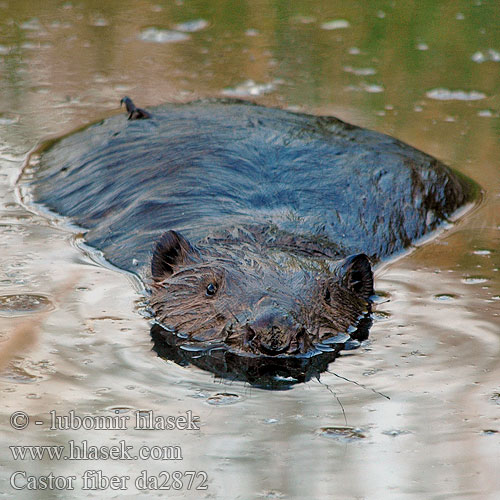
245, 307, 302, 355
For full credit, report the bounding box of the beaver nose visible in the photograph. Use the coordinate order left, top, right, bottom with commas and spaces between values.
246, 307, 294, 355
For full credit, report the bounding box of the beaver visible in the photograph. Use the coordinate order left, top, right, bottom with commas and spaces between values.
25, 98, 475, 384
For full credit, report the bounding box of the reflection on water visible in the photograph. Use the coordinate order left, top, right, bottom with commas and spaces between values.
150, 315, 371, 388
0, 0, 498, 499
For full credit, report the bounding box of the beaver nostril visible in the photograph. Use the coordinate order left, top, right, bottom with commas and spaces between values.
245, 307, 298, 354
257, 334, 291, 355
253, 326, 291, 355
243, 324, 256, 345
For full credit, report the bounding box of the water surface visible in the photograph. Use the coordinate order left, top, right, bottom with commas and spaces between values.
0, 1, 498, 499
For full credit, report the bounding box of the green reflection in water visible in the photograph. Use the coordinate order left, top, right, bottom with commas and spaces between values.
0, 0, 498, 262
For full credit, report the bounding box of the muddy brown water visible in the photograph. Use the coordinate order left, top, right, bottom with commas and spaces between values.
0, 1, 498, 499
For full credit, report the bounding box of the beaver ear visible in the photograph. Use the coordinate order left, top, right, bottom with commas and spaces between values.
151, 230, 194, 280
337, 254, 374, 300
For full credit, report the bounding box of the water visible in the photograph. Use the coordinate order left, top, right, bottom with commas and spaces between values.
0, 1, 498, 499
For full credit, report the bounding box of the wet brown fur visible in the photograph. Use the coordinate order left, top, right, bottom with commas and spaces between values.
150, 230, 372, 356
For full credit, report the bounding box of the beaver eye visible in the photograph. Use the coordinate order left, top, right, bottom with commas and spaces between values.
206, 283, 217, 296
324, 287, 331, 302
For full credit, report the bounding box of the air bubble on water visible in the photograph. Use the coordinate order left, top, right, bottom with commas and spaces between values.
487, 49, 500, 61
382, 429, 411, 437
363, 368, 381, 376
207, 393, 241, 406
346, 83, 384, 93
0, 294, 53, 316
174, 19, 209, 32
426, 88, 486, 101
95, 387, 112, 395
472, 49, 500, 63
21, 42, 42, 50
20, 18, 43, 31
472, 52, 486, 63
4, 360, 49, 383
461, 277, 489, 284
139, 28, 190, 44
257, 490, 286, 499
106, 406, 133, 414
433, 294, 457, 302
321, 20, 350, 30
292, 16, 316, 24
90, 17, 109, 27
343, 66, 376, 76
264, 418, 278, 424
0, 114, 19, 125
222, 80, 280, 97
365, 84, 384, 93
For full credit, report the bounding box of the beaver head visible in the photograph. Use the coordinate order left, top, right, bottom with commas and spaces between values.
149, 230, 373, 356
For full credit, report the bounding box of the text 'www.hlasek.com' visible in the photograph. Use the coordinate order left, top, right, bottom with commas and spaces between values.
8, 410, 208, 492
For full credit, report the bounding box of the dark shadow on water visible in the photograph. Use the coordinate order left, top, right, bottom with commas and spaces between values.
150, 314, 372, 390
